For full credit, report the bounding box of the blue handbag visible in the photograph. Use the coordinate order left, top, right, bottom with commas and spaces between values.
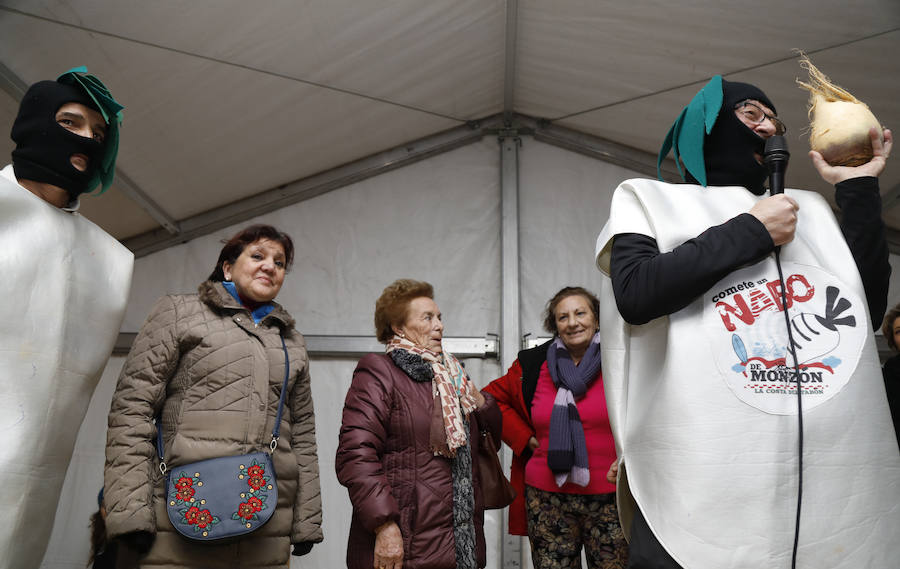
156, 336, 290, 542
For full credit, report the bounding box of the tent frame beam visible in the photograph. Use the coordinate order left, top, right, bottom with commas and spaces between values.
118, 111, 900, 257
123, 116, 504, 257
115, 333, 498, 358
498, 126, 523, 569
122, 112, 674, 257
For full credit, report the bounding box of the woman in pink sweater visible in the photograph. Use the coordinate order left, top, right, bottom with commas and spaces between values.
484, 287, 626, 569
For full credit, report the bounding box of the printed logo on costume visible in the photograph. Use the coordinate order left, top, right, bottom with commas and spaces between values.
703, 262, 866, 414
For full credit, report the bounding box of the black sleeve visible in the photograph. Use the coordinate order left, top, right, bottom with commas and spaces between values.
834, 176, 891, 330
610, 213, 774, 325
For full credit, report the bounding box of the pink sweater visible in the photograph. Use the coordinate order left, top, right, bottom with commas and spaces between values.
525, 363, 617, 495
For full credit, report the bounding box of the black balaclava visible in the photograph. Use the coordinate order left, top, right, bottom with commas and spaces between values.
11, 80, 105, 200
700, 79, 778, 195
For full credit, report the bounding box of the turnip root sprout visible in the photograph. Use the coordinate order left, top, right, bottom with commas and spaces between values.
796, 53, 883, 167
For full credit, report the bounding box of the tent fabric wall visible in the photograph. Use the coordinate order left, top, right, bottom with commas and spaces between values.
518, 140, 641, 336
40, 137, 897, 568
122, 139, 503, 335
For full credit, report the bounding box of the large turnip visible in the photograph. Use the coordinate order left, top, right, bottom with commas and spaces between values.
796, 54, 883, 167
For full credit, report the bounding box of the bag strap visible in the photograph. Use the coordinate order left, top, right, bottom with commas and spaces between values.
270, 335, 290, 451
156, 331, 292, 474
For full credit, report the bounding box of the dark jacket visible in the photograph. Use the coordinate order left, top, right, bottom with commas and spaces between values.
881, 354, 900, 451
482, 341, 551, 535
335, 353, 502, 569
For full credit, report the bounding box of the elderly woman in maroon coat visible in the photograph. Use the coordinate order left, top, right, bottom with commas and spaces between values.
336, 279, 502, 569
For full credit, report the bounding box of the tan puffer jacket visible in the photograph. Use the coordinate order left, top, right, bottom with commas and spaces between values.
104, 281, 323, 568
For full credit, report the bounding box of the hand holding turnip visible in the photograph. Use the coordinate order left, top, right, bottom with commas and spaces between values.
810, 127, 892, 185
749, 194, 799, 247
797, 53, 887, 169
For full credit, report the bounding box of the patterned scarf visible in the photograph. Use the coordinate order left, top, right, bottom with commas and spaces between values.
386, 336, 478, 457
545, 332, 603, 487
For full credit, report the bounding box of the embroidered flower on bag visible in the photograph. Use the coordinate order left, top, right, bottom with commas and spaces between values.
237, 502, 255, 520
195, 509, 216, 529
175, 486, 195, 501
248, 473, 266, 490
184, 506, 201, 525
170, 472, 201, 507
172, 471, 219, 535
242, 459, 269, 492
232, 460, 270, 524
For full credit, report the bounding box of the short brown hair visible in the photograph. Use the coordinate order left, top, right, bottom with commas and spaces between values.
542, 286, 600, 335
208, 224, 294, 282
374, 279, 434, 343
883, 302, 900, 351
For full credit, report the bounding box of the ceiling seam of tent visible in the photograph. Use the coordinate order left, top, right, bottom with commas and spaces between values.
117, 112, 684, 257
0, 5, 469, 123
548, 26, 900, 123
120, 110, 900, 258
122, 116, 502, 257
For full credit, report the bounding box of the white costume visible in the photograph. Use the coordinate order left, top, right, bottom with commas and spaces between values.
0, 164, 133, 568
595, 178, 900, 569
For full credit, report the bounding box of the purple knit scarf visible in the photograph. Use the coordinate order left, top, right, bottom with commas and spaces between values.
545, 332, 603, 487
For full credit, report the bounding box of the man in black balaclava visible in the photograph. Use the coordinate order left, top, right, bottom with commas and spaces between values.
595, 75, 895, 569
0, 68, 132, 569
9, 68, 122, 209
609, 75, 891, 327
695, 79, 778, 195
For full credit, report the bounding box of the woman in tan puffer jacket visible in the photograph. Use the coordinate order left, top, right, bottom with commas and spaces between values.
104, 224, 323, 569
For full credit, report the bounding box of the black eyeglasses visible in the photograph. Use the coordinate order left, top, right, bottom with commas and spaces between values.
734, 100, 787, 135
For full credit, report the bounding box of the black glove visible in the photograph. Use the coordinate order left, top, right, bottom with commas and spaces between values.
118, 531, 155, 554
292, 542, 314, 556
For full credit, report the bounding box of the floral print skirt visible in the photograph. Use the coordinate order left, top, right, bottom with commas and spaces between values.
525, 485, 628, 569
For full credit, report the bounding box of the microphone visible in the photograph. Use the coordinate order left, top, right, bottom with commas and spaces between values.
764, 135, 790, 195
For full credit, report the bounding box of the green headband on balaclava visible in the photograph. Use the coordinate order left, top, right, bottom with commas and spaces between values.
658, 75, 777, 195
57, 66, 124, 194
11, 66, 123, 199
657, 75, 724, 187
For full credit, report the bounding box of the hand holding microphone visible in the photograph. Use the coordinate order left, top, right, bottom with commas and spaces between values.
750, 135, 798, 247
750, 195, 799, 247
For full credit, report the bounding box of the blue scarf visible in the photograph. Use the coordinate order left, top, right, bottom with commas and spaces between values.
545, 332, 603, 487
222, 281, 275, 324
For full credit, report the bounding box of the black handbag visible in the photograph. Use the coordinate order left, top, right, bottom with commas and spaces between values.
156, 335, 291, 541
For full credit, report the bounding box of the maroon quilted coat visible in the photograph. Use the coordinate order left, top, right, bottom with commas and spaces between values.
335, 353, 502, 569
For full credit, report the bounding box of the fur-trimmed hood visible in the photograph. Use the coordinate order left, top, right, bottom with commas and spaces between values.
198, 280, 296, 330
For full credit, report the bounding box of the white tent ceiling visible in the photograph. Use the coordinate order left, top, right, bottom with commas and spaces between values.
2, 0, 899, 253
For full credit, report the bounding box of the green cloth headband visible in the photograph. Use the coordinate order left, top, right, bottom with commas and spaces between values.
657, 75, 723, 186
56, 66, 124, 194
